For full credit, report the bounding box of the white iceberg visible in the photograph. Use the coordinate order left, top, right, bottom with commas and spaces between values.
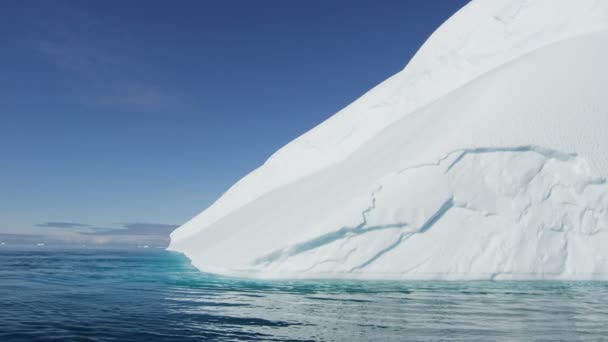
169, 0, 608, 280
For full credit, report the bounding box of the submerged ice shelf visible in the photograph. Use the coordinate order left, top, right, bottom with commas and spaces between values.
169, 0, 608, 280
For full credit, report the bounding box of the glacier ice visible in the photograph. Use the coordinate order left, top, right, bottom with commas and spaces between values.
169, 0, 608, 280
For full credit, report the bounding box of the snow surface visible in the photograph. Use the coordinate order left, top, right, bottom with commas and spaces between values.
169, 0, 608, 280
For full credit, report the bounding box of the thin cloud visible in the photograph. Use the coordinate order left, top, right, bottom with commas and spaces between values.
23, 0, 179, 112
0, 233, 45, 241
32, 221, 179, 247
82, 223, 179, 236
36, 221, 178, 235
93, 82, 180, 111
0, 233, 59, 244
36, 222, 92, 229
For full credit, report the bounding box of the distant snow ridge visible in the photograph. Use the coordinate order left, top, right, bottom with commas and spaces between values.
169, 0, 608, 280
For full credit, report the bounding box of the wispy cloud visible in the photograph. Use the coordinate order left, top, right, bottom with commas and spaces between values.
93, 83, 180, 112
23, 0, 179, 112
33, 221, 179, 247
36, 222, 92, 229
81, 223, 179, 236
0, 233, 47, 244
0, 233, 80, 246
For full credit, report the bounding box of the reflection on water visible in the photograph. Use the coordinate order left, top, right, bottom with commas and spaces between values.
1, 247, 607, 341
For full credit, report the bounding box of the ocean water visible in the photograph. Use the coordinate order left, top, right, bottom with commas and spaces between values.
1, 247, 607, 341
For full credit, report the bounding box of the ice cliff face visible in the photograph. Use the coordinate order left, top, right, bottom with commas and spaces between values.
169, 0, 608, 280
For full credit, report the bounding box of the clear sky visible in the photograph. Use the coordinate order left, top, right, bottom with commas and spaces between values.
0, 0, 469, 246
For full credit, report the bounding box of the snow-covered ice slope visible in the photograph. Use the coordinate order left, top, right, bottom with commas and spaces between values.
169, 0, 608, 280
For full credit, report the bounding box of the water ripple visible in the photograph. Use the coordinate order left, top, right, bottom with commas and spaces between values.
1, 247, 608, 341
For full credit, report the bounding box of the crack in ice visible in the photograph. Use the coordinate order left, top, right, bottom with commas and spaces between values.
252, 186, 409, 267
250, 145, 607, 274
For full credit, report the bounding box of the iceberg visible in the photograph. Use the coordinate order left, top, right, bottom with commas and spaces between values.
169, 0, 608, 280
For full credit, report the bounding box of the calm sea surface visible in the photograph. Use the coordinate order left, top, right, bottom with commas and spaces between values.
1, 247, 607, 341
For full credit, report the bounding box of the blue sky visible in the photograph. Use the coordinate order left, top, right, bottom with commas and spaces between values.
0, 0, 469, 246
